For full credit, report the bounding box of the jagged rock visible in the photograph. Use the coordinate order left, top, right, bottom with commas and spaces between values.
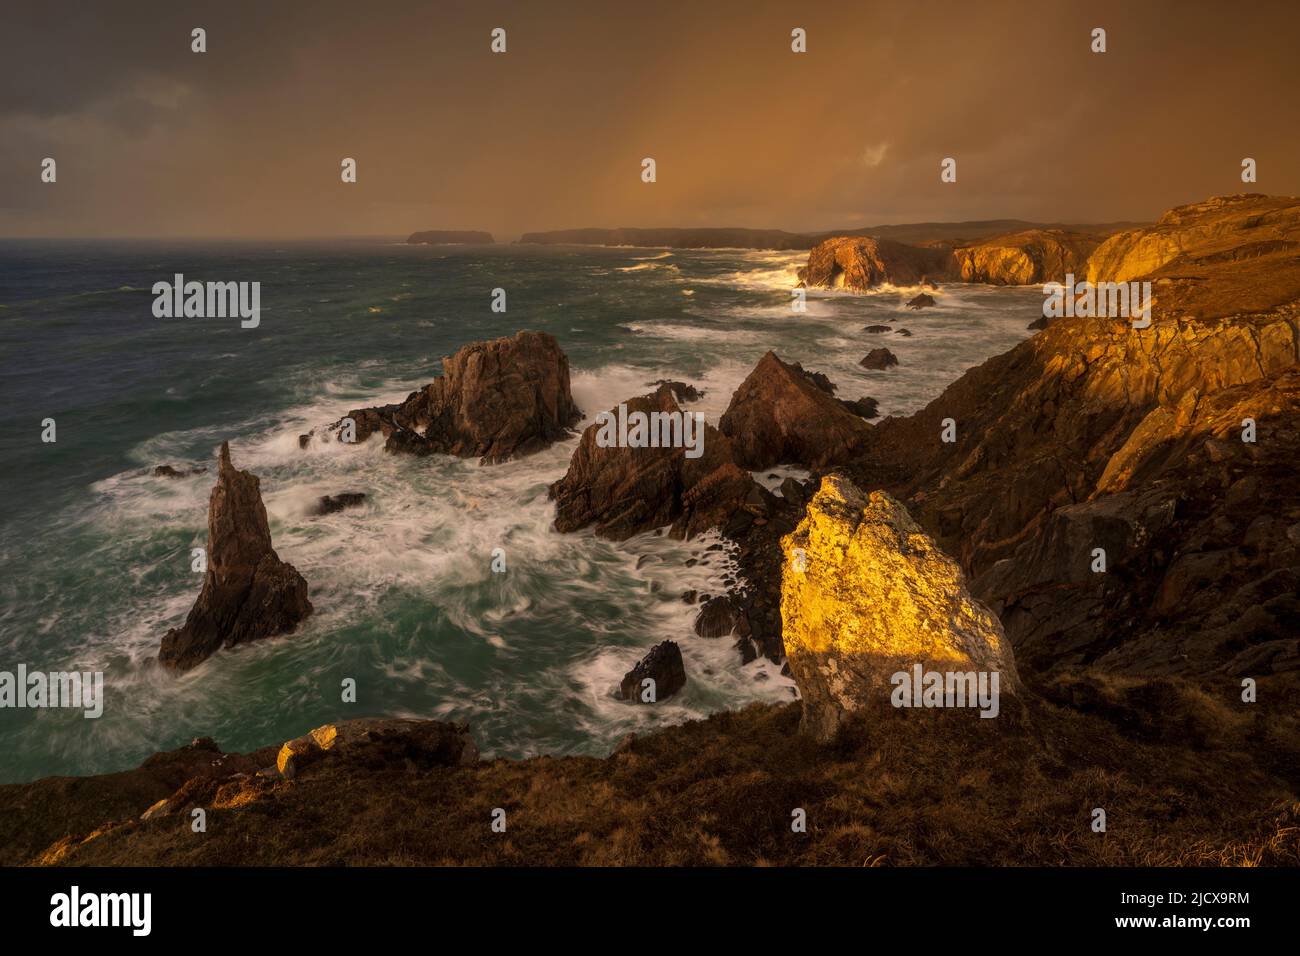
952, 230, 1100, 285
153, 465, 206, 478
311, 492, 366, 516
694, 595, 744, 637
798, 237, 954, 291
1027, 316, 1050, 330
647, 380, 704, 402
550, 384, 754, 540
276, 719, 478, 778
864, 325, 892, 333
617, 641, 686, 702
781, 476, 1020, 741
859, 348, 898, 370
326, 331, 581, 464
718, 352, 871, 470
906, 293, 936, 309
159, 442, 312, 671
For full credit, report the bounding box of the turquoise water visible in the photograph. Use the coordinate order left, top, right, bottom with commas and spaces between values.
0, 239, 1043, 783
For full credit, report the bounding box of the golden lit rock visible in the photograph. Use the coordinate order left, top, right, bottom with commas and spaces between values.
780, 476, 1020, 741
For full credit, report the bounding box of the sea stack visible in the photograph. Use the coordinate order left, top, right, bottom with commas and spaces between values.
159, 442, 312, 671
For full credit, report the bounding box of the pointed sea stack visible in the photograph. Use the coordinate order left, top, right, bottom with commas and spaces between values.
159, 442, 312, 671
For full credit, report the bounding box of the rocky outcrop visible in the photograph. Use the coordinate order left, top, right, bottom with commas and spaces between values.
906, 293, 936, 309
406, 230, 494, 245
843, 195, 1300, 676
1086, 194, 1300, 318
618, 641, 686, 702
159, 443, 312, 671
324, 331, 581, 464
276, 719, 478, 778
694, 595, 744, 637
952, 229, 1100, 285
718, 351, 871, 470
550, 384, 755, 540
153, 465, 206, 479
797, 237, 955, 291
859, 348, 898, 370
780, 476, 1020, 741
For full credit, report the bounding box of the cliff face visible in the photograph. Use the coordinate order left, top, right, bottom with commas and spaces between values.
327, 331, 581, 464
847, 194, 1300, 676
780, 477, 1019, 741
797, 236, 954, 290
952, 229, 1100, 284
159, 443, 312, 671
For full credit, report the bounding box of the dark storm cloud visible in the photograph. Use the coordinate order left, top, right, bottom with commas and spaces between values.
0, 0, 1296, 237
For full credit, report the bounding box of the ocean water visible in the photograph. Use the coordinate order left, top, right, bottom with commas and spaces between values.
0, 239, 1043, 783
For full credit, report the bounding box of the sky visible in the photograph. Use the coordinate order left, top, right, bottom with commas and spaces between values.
1, 0, 1297, 239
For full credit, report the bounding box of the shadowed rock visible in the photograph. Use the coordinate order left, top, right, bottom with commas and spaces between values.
694, 595, 744, 637
906, 293, 936, 309
159, 442, 312, 671
718, 351, 871, 470
781, 476, 1020, 741
860, 348, 898, 370
324, 331, 581, 464
276, 718, 478, 779
311, 492, 366, 516
618, 641, 686, 702
153, 465, 206, 479
550, 384, 755, 540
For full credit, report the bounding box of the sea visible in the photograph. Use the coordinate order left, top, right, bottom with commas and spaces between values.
0, 238, 1043, 783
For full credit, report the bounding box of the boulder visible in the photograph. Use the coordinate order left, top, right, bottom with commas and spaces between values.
798, 237, 955, 291
550, 384, 755, 540
153, 465, 207, 479
326, 331, 581, 464
895, 329, 913, 337
906, 293, 936, 309
859, 348, 898, 370
718, 351, 871, 470
159, 443, 312, 671
780, 476, 1020, 741
863, 325, 892, 334
618, 641, 687, 702
311, 492, 367, 516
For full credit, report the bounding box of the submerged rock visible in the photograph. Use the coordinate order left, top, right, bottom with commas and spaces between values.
159, 442, 312, 671
325, 331, 581, 464
311, 492, 367, 516
780, 476, 1020, 741
550, 384, 754, 540
618, 640, 686, 703
153, 465, 207, 479
863, 325, 892, 333
718, 351, 871, 470
859, 348, 898, 370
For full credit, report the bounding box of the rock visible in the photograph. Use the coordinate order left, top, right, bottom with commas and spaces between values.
906, 293, 936, 309
311, 492, 367, 516
840, 396, 880, 419
406, 230, 494, 245
694, 596, 744, 637
158, 442, 313, 671
798, 237, 955, 291
549, 384, 755, 540
863, 325, 892, 333
277, 719, 478, 779
718, 352, 872, 470
327, 331, 581, 464
647, 380, 704, 402
895, 329, 913, 337
779, 476, 807, 508
859, 348, 898, 370
781, 476, 1020, 741
1026, 315, 1050, 330
952, 229, 1100, 285
153, 465, 206, 478
618, 641, 686, 702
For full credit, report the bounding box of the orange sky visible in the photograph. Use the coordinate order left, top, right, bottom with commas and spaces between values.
2, 0, 1297, 238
